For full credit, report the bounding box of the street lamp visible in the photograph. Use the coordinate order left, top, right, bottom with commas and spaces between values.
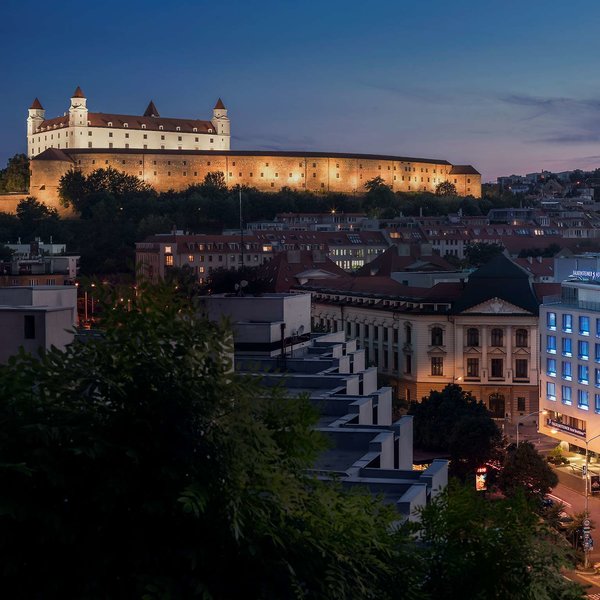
584, 432, 600, 569
516, 409, 548, 446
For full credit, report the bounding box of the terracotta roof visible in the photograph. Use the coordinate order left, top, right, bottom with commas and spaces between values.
143, 101, 160, 118
534, 282, 561, 302
300, 276, 430, 298
35, 112, 215, 134
449, 165, 480, 175
30, 98, 44, 110
31, 148, 74, 162
354, 244, 453, 276
72, 86, 85, 98
514, 257, 554, 278
214, 98, 226, 110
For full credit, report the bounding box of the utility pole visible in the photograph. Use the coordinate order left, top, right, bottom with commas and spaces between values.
239, 189, 244, 269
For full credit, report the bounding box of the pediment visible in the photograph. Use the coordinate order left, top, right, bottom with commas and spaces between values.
488, 347, 507, 355
513, 347, 531, 356
464, 347, 482, 355
461, 297, 531, 315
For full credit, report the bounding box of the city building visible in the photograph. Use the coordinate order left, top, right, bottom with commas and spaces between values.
27, 88, 230, 158
201, 292, 448, 520
296, 255, 557, 421
0, 239, 79, 286
539, 277, 600, 453
0, 286, 77, 363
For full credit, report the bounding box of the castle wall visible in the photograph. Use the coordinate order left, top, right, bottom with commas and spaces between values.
29, 159, 75, 215
0, 194, 29, 214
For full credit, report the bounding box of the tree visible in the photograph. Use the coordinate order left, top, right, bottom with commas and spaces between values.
16, 197, 59, 227
58, 169, 88, 209
464, 242, 505, 267
0, 154, 30, 193
363, 177, 398, 218
408, 384, 502, 479
435, 181, 457, 196
415, 483, 584, 599
0, 283, 411, 598
201, 171, 227, 192
498, 442, 559, 503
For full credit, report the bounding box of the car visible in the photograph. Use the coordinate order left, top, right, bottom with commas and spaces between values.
541, 496, 555, 508
558, 511, 575, 529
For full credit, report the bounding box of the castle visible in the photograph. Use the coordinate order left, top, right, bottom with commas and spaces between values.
26, 88, 481, 212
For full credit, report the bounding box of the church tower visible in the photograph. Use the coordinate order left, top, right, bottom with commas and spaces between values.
211, 98, 230, 137
27, 98, 45, 157
68, 86, 88, 128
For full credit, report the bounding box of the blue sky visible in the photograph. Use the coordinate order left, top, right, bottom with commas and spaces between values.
2, 0, 600, 181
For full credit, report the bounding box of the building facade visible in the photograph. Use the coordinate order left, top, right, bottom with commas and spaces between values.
27, 88, 230, 158
539, 279, 600, 453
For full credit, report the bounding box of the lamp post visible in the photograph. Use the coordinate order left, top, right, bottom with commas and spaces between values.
516, 409, 548, 446
584, 432, 600, 569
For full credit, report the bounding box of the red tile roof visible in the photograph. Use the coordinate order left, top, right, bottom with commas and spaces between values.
143, 101, 160, 117
30, 98, 43, 110
214, 98, 226, 110
354, 244, 453, 276
72, 86, 85, 98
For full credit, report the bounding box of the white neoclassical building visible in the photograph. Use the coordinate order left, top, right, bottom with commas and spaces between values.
27, 87, 230, 158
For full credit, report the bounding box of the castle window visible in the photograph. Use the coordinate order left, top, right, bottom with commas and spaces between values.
109, 143, 113, 148
232, 161, 236, 166
176, 126, 181, 131
178, 136, 182, 141
313, 173, 316, 177
239, 172, 242, 177
265, 162, 269, 167
105, 160, 109, 164
467, 178, 471, 183
108, 122, 113, 127
336, 173, 339, 178
299, 162, 303, 167
153, 161, 157, 165
168, 161, 171, 165
210, 138, 214, 143
168, 171, 171, 176
123, 123, 128, 128
394, 176, 396, 180
275, 173, 278, 177
336, 163, 339, 168
122, 160, 126, 165
139, 171, 142, 175
195, 137, 199, 142
141, 124, 146, 129
143, 134, 147, 139
321, 183, 325, 188
378, 165, 381, 170
159, 125, 164, 130
229, 172, 232, 177
359, 164, 362, 168
271, 183, 275, 187
139, 160, 142, 165
454, 179, 457, 183
250, 172, 253, 177
154, 171, 157, 175
125, 144, 129, 149
161, 145, 165, 150
313, 163, 316, 167
78, 160, 81, 165
193, 128, 197, 133
183, 172, 187, 176
109, 132, 113, 138
387, 166, 390, 170
194, 172, 198, 176
261, 172, 264, 177
88, 131, 92, 136
125, 133, 129, 138
207, 161, 211, 165
88, 142, 92, 148
208, 129, 213, 133
161, 135, 165, 140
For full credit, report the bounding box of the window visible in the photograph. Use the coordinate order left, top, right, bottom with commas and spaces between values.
596, 394, 600, 414
165, 255, 173, 266
431, 327, 443, 346
547, 381, 556, 401
547, 358, 557, 376
405, 353, 412, 374
515, 359, 528, 379
578, 364, 589, 384
466, 358, 479, 378
561, 385, 571, 404
580, 316, 591, 336
515, 328, 528, 347
24, 315, 35, 340
547, 335, 556, 353
579, 340, 589, 360
578, 389, 590, 410
491, 358, 503, 378
562, 337, 572, 356
547, 312, 557, 330
466, 328, 479, 346
188, 254, 194, 263
597, 318, 600, 338
491, 328, 504, 347
562, 314, 573, 332
596, 343, 600, 362
562, 361, 572, 380
405, 324, 412, 344
431, 357, 444, 376
517, 397, 526, 412
596, 368, 600, 387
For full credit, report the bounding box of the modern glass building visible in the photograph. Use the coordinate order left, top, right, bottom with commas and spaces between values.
539, 277, 600, 452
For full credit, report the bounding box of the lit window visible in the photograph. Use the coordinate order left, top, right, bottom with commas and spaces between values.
579, 340, 589, 360
431, 357, 443, 376
547, 312, 557, 330
578, 364, 589, 384
547, 381, 556, 401
562, 337, 572, 356
165, 255, 173, 266
578, 389, 589, 410
562, 361, 572, 380
562, 314, 573, 332
580, 316, 590, 336
547, 358, 556, 376
466, 358, 479, 378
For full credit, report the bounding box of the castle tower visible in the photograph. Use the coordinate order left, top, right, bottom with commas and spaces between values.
211, 98, 230, 137
27, 98, 45, 137
68, 86, 88, 128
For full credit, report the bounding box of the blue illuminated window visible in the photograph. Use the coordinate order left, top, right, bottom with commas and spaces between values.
547, 358, 557, 376
596, 343, 600, 362
547, 312, 557, 330
596, 394, 600, 414
562, 338, 572, 356
580, 316, 591, 336
578, 389, 589, 410
563, 314, 573, 332
596, 318, 600, 338
547, 381, 556, 401
561, 384, 571, 405
562, 361, 572, 380
578, 364, 589, 384
579, 340, 589, 360
596, 369, 600, 387
547, 335, 557, 354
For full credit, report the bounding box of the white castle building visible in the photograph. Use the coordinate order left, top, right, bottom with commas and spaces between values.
27, 87, 230, 158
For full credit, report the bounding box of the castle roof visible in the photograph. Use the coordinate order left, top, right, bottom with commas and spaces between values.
34, 112, 215, 135
30, 98, 44, 110
214, 98, 226, 110
449, 165, 480, 175
72, 86, 85, 98
32, 148, 74, 162
143, 101, 160, 118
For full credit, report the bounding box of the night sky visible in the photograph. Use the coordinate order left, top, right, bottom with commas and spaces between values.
2, 0, 599, 181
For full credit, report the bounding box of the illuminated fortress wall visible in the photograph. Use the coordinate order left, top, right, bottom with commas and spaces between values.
30, 149, 481, 213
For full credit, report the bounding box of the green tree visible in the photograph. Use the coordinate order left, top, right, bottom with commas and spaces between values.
0, 283, 410, 599
415, 483, 584, 599
0, 153, 30, 193
408, 384, 502, 479
464, 242, 505, 267
202, 171, 227, 192
363, 177, 398, 218
57, 169, 88, 209
435, 181, 457, 196
498, 442, 559, 503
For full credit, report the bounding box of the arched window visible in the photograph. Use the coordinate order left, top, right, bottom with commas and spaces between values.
107, 122, 112, 127
141, 124, 146, 129
491, 328, 504, 347
159, 125, 164, 130
431, 326, 444, 346
193, 127, 198, 132
176, 126, 181, 131
516, 328, 528, 347
123, 122, 128, 128
466, 328, 479, 347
